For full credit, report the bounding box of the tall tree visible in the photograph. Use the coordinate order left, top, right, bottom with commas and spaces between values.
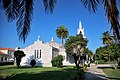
95, 43, 120, 67
64, 34, 88, 70
101, 31, 114, 45
56, 25, 69, 44
80, 0, 120, 42
14, 49, 25, 68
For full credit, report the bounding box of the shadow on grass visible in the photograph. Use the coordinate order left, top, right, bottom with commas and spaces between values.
2, 68, 77, 80
0, 66, 16, 70
97, 66, 114, 69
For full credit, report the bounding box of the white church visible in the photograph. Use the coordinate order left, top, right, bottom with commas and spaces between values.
19, 21, 86, 67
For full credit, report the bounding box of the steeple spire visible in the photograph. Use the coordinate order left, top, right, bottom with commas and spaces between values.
77, 21, 86, 38
51, 37, 54, 42
79, 21, 82, 29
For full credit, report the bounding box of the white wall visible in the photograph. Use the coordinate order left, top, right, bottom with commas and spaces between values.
21, 40, 52, 67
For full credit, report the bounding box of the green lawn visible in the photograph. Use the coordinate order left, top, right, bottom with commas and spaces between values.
0, 65, 77, 80
103, 68, 120, 80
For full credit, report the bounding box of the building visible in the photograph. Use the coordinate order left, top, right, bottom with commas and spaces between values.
77, 21, 86, 38
0, 48, 15, 62
20, 21, 86, 67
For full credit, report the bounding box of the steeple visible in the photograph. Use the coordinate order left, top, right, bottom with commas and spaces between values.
79, 21, 82, 29
51, 37, 54, 42
77, 21, 86, 38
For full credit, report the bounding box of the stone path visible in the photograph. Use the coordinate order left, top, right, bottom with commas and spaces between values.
84, 63, 108, 80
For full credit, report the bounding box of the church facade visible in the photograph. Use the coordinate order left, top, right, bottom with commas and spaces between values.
20, 21, 85, 67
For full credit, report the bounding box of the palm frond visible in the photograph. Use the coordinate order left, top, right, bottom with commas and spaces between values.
17, 0, 33, 43
80, 0, 100, 13
103, 0, 120, 42
43, 0, 56, 13
2, 0, 19, 22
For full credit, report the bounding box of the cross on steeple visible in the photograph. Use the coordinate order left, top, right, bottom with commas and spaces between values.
37, 35, 40, 41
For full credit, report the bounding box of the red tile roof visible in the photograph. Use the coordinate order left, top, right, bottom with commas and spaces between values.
0, 48, 14, 51
0, 51, 7, 55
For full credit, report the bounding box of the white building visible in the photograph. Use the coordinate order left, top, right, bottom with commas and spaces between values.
0, 48, 14, 62
20, 21, 85, 67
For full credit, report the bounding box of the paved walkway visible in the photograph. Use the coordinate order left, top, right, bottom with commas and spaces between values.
84, 63, 108, 80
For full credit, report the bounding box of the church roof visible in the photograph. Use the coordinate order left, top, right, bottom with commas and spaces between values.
46, 37, 62, 48
46, 41, 62, 48
0, 51, 8, 55
0, 48, 14, 51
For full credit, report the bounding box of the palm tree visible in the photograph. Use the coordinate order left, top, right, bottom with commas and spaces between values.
80, 0, 120, 42
64, 34, 88, 70
0, 0, 56, 42
101, 31, 114, 45
56, 25, 69, 44
1, 0, 120, 43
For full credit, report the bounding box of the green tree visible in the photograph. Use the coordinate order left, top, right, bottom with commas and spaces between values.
80, 0, 120, 42
101, 31, 114, 61
109, 43, 120, 65
84, 48, 93, 60
64, 34, 88, 70
56, 25, 69, 44
95, 46, 110, 62
101, 31, 114, 45
14, 50, 25, 68
95, 43, 120, 65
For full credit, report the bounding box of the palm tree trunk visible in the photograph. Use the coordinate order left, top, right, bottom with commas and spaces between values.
62, 37, 64, 44
73, 54, 79, 70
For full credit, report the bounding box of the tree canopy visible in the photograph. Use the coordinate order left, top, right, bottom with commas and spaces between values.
64, 34, 88, 70
101, 31, 114, 45
56, 25, 69, 44
14, 50, 25, 67
95, 43, 120, 63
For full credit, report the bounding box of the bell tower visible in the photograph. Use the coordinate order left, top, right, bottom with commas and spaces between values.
77, 21, 86, 38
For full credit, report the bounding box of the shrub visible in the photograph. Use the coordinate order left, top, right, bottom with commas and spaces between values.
0, 62, 14, 66
30, 59, 36, 67
51, 55, 63, 67
98, 60, 105, 64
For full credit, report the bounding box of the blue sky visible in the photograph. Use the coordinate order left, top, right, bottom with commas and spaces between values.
0, 0, 110, 53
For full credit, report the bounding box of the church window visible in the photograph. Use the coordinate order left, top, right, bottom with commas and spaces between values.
37, 50, 39, 58
34, 50, 36, 59
40, 50, 41, 58
34, 49, 41, 59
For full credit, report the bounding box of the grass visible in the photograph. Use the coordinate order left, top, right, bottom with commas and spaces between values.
103, 68, 120, 80
0, 65, 78, 80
